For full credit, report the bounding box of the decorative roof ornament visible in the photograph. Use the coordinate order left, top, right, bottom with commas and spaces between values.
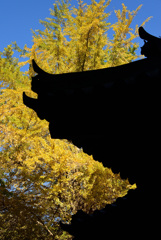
139, 26, 161, 58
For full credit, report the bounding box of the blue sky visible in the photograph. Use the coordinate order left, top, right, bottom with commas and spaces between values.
0, 0, 161, 70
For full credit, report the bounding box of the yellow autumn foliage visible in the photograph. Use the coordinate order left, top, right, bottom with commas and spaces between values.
0, 1, 149, 239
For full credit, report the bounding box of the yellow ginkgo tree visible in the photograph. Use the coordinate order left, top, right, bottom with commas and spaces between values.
0, 45, 134, 240
0, 0, 149, 239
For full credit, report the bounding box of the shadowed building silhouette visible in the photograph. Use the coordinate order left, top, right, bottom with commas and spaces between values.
23, 27, 161, 239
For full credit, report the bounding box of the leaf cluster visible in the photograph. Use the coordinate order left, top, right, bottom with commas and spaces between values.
18, 0, 150, 74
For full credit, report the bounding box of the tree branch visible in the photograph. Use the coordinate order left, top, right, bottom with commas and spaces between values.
36, 219, 54, 238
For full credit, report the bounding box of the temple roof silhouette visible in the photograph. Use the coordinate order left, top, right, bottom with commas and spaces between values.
23, 27, 161, 142
23, 27, 161, 239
